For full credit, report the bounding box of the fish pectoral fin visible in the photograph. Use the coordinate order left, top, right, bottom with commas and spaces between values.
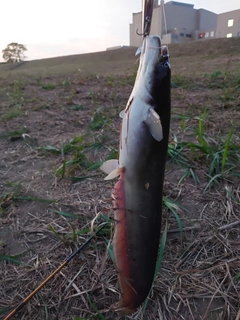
100, 160, 123, 180
135, 46, 142, 56
100, 159, 119, 174
119, 110, 125, 118
104, 167, 123, 180
144, 108, 163, 141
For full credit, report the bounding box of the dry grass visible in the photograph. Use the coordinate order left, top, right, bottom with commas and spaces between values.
0, 37, 239, 77
0, 37, 240, 320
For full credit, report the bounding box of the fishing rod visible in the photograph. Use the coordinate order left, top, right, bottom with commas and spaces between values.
4, 222, 108, 320
142, 0, 154, 37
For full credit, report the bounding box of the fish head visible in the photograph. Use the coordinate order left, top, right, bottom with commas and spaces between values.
133, 35, 162, 103
141, 35, 161, 65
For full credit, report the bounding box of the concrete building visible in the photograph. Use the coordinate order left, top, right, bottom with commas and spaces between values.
130, 1, 218, 47
216, 9, 240, 39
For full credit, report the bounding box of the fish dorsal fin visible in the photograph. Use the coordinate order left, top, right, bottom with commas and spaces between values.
100, 159, 119, 174
144, 108, 163, 141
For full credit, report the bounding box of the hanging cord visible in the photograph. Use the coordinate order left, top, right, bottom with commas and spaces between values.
162, 0, 168, 35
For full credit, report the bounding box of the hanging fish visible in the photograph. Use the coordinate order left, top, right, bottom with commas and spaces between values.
101, 34, 171, 315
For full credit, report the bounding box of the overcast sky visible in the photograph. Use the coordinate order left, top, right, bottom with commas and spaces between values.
0, 0, 239, 62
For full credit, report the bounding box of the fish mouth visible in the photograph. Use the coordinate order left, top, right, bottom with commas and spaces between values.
141, 35, 161, 55
140, 36, 162, 74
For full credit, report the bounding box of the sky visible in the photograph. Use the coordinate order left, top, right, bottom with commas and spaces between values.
0, 0, 239, 62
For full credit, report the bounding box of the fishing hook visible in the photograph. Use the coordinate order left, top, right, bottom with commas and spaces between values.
136, 16, 151, 37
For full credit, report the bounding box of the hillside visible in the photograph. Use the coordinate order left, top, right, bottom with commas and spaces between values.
0, 37, 240, 76
0, 35, 240, 320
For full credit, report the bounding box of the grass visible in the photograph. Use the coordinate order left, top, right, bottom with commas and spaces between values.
37, 130, 117, 179
6, 79, 25, 106
0, 40, 240, 319
168, 113, 239, 190
0, 126, 28, 139
47, 210, 96, 244
0, 181, 56, 216
142, 197, 185, 315
71, 104, 85, 111
89, 108, 109, 131
87, 294, 106, 320
0, 254, 26, 265
41, 83, 56, 90
0, 79, 26, 120
0, 108, 23, 121
171, 73, 193, 89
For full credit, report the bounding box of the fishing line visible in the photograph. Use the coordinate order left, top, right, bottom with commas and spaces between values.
4, 222, 108, 320
162, 0, 168, 35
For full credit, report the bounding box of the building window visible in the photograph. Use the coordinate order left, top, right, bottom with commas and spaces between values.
180, 33, 184, 37
238, 32, 240, 37
227, 33, 232, 38
210, 31, 214, 37
205, 32, 209, 38
171, 34, 178, 39
186, 34, 192, 38
228, 19, 234, 27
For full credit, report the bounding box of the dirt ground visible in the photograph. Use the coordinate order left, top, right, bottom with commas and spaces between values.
0, 38, 240, 320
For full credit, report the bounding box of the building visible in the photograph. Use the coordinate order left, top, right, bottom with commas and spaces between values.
216, 9, 240, 39
130, 1, 218, 47
106, 45, 133, 51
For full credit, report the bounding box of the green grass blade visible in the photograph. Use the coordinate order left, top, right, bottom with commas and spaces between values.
195, 112, 208, 148
186, 142, 210, 154
69, 223, 77, 241
70, 175, 97, 181
104, 237, 114, 262
49, 209, 83, 219
14, 196, 56, 203
154, 221, 168, 279
61, 144, 66, 179
76, 228, 92, 236
224, 186, 240, 204
204, 173, 222, 192
37, 292, 49, 320
0, 307, 11, 315
208, 152, 220, 177
178, 169, 190, 185
222, 126, 234, 172
8, 248, 31, 259
47, 225, 65, 243
142, 220, 168, 315
37, 145, 61, 153
0, 126, 28, 139
234, 272, 240, 281
170, 210, 183, 247
87, 294, 105, 320
163, 197, 184, 245
178, 168, 199, 185
189, 167, 199, 185
0, 254, 24, 265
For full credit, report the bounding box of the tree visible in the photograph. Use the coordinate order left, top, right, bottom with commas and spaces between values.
2, 42, 27, 63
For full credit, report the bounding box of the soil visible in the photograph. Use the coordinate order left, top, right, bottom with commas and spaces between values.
0, 38, 240, 320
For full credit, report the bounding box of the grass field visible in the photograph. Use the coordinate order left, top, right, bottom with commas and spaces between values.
0, 37, 240, 320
